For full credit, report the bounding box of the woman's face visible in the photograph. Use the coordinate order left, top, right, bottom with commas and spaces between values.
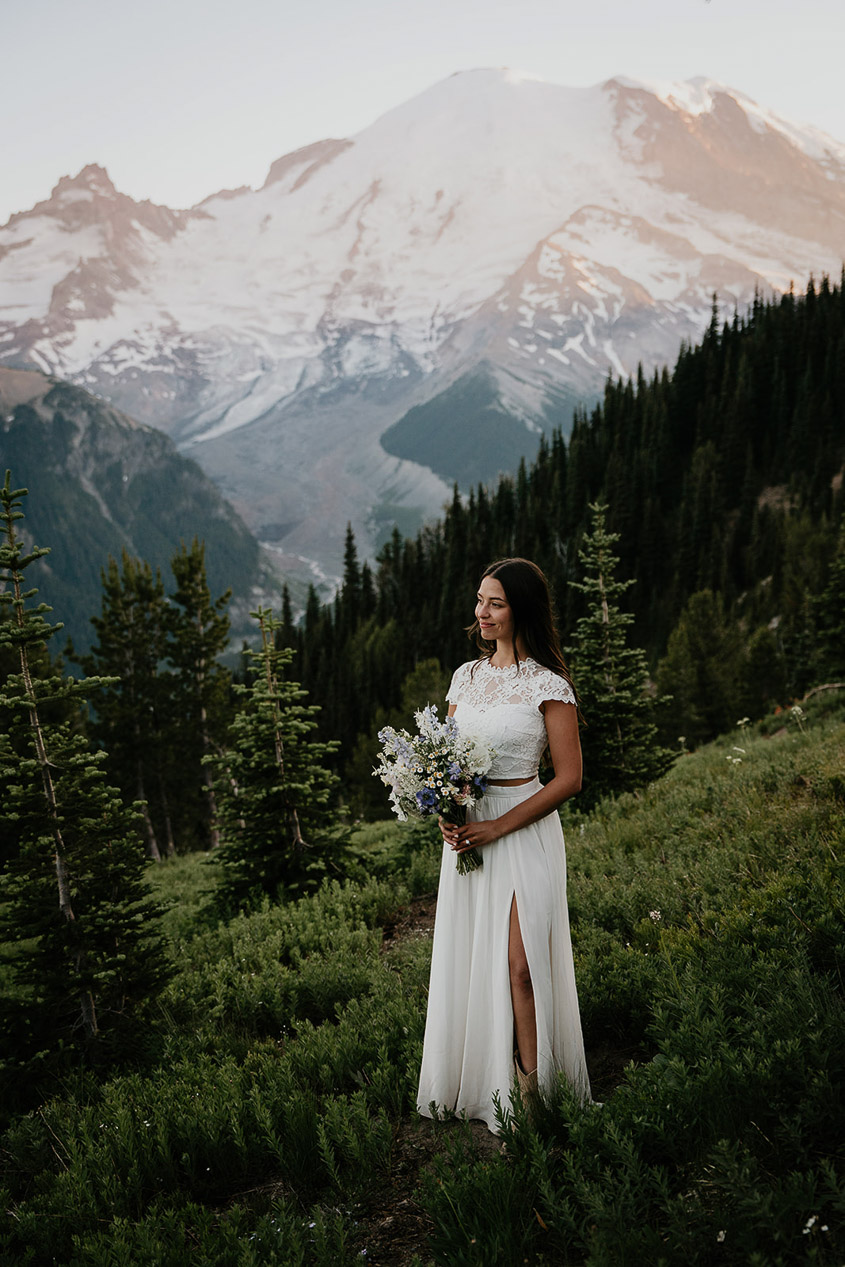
475, 576, 514, 644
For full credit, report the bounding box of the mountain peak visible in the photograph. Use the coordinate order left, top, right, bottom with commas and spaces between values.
56, 163, 118, 197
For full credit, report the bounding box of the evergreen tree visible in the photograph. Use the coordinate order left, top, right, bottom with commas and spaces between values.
0, 473, 169, 1079
740, 624, 788, 718
212, 607, 343, 911
166, 539, 232, 850
81, 552, 173, 859
566, 502, 675, 808
0, 619, 81, 868
655, 590, 744, 747
814, 520, 845, 681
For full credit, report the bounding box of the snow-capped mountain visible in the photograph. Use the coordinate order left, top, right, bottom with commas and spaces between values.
2, 69, 844, 582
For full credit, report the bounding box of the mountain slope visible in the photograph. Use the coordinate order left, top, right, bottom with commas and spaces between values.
0, 368, 262, 650
2, 69, 844, 578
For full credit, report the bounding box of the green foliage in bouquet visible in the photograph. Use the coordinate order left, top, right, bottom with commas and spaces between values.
210, 606, 346, 912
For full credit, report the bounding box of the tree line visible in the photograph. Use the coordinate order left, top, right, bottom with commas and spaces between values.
291, 276, 844, 779
0, 485, 339, 1099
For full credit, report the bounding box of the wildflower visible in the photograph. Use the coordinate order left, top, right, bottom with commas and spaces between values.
732, 746, 745, 754
717, 1230, 726, 1243
649, 909, 661, 922
736, 717, 750, 729
790, 703, 807, 733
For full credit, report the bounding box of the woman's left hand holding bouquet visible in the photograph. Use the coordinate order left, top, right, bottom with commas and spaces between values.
439, 815, 502, 855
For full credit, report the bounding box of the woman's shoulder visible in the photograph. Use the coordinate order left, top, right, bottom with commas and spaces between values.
446, 660, 477, 701
525, 658, 576, 705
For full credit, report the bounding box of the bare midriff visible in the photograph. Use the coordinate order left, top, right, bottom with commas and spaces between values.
487, 775, 536, 786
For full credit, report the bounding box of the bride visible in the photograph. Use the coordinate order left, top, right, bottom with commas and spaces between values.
417, 557, 591, 1132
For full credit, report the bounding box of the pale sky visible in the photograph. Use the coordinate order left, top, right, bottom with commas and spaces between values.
3, 0, 844, 225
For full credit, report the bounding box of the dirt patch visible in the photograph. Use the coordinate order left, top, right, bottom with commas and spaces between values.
380, 893, 438, 949
585, 1040, 641, 1102
347, 1118, 439, 1265
347, 1115, 505, 1266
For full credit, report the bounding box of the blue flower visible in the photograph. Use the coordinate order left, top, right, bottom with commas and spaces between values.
415, 787, 438, 810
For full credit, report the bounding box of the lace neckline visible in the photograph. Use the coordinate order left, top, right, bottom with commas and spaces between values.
480, 656, 536, 672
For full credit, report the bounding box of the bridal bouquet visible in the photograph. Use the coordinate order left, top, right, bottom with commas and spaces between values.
375, 705, 496, 874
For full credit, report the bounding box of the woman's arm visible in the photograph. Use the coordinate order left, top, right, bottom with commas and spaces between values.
451, 699, 582, 854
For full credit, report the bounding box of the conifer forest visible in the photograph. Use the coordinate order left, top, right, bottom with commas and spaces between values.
0, 279, 843, 1265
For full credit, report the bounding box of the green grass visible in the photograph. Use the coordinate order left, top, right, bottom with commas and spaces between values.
1, 698, 843, 1265
146, 851, 222, 942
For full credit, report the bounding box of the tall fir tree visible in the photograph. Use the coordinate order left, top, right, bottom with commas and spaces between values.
211, 607, 343, 911
0, 473, 169, 1082
81, 552, 173, 859
814, 519, 845, 681
654, 589, 744, 746
166, 539, 232, 850
566, 502, 675, 808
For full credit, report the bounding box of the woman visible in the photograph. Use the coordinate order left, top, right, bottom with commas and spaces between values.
416, 558, 591, 1133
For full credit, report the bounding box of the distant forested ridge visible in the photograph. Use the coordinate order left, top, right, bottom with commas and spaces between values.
294, 277, 844, 775
0, 368, 261, 651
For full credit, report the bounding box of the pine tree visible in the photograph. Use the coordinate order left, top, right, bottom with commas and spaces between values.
655, 589, 744, 746
814, 520, 845, 681
0, 472, 169, 1077
166, 539, 232, 850
566, 502, 675, 808
212, 607, 343, 910
81, 552, 173, 859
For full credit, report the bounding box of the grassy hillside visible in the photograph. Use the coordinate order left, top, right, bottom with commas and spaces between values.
1, 694, 843, 1265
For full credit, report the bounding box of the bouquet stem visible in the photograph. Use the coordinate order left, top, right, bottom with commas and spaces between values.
447, 800, 483, 875
455, 847, 483, 875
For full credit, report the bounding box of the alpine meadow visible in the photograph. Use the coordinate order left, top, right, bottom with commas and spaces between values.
0, 269, 843, 1267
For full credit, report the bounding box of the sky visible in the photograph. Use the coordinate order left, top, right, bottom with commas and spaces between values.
3, 0, 845, 226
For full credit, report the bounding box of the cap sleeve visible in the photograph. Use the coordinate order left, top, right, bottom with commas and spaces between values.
446, 662, 469, 704
536, 668, 576, 707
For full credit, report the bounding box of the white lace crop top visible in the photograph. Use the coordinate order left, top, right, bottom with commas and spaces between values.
446, 656, 576, 780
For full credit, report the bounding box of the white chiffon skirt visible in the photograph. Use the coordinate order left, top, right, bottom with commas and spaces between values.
416, 778, 591, 1133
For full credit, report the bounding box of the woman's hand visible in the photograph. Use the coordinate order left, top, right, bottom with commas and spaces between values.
441, 818, 501, 853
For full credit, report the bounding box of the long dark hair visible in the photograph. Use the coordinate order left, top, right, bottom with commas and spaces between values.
468, 557, 575, 692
